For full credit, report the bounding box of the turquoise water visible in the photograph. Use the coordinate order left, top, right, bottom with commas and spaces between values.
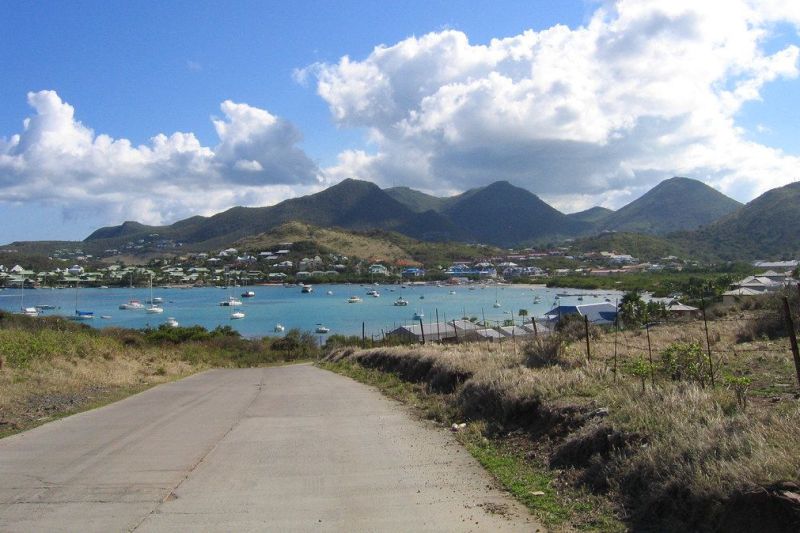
0, 284, 622, 338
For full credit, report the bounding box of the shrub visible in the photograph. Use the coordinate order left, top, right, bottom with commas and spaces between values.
660, 341, 707, 383
523, 335, 566, 368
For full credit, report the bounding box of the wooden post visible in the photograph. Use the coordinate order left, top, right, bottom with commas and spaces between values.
435, 308, 441, 343
584, 315, 591, 362
645, 321, 655, 387
452, 319, 459, 343
613, 299, 619, 382
701, 295, 715, 387
362, 322, 366, 349
532, 317, 538, 338
418, 318, 426, 345
782, 296, 800, 389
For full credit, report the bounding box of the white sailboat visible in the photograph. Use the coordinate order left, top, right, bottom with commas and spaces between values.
18, 280, 39, 317
146, 274, 163, 314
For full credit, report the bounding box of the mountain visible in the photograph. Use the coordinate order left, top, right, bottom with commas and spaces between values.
441, 181, 590, 247
566, 206, 614, 224
675, 181, 800, 260
598, 177, 741, 235
384, 187, 446, 213
86, 179, 465, 250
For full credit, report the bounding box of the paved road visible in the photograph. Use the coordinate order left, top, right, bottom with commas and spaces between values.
0, 364, 538, 532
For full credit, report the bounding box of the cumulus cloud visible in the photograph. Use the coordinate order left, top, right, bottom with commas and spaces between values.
303, 0, 800, 210
0, 91, 321, 226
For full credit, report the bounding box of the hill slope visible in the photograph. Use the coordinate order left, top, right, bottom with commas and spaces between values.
384, 187, 446, 213
566, 206, 614, 224
599, 177, 741, 234
675, 181, 800, 260
442, 181, 590, 246
86, 179, 465, 250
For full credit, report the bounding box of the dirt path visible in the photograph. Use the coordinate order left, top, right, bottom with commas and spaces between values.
0, 364, 539, 532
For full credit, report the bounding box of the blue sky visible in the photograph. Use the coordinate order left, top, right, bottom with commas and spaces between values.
1, 0, 799, 243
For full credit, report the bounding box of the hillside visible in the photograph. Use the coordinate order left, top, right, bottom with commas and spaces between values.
566, 206, 614, 224
598, 177, 741, 234
85, 179, 465, 251
675, 181, 800, 260
235, 221, 501, 266
569, 232, 688, 261
235, 222, 414, 262
384, 187, 446, 213
442, 181, 590, 246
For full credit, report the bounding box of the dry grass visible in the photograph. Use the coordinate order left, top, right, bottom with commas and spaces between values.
325, 313, 800, 531
235, 221, 413, 261
0, 328, 205, 435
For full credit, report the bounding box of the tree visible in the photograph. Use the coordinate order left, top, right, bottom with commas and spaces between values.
518, 309, 528, 324
619, 290, 647, 327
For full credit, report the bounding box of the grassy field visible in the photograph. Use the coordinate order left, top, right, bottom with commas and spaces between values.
0, 312, 317, 438
321, 305, 800, 532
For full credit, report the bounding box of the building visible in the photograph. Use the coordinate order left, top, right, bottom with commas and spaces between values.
544, 302, 618, 326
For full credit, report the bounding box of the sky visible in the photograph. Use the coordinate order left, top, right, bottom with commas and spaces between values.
1, 0, 799, 243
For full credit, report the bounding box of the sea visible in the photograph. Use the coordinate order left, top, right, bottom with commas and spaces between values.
0, 283, 623, 339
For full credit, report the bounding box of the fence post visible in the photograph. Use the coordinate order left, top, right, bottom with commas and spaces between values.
435, 308, 441, 343
418, 318, 426, 345
452, 319, 459, 344
584, 315, 591, 362
613, 301, 619, 382
701, 295, 716, 387
645, 321, 654, 387
532, 317, 538, 338
782, 296, 800, 389
362, 322, 366, 349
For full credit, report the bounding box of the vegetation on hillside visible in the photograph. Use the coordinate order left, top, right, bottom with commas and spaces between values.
598, 177, 742, 235
322, 298, 800, 531
0, 312, 317, 437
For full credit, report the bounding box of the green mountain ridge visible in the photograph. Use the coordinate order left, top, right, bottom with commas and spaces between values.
598, 177, 742, 234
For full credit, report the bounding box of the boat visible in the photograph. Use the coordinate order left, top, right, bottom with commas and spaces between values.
147, 297, 164, 304
165, 317, 179, 327
366, 289, 380, 297
241, 291, 255, 298
301, 284, 313, 293
73, 310, 95, 321
393, 297, 409, 306
100, 315, 112, 320
274, 323, 285, 332
21, 307, 39, 317
413, 309, 424, 320
419, 295, 425, 299
493, 300, 502, 308
315, 324, 330, 334
119, 299, 144, 310
326, 290, 333, 295
230, 311, 245, 320
35, 304, 56, 311
449, 290, 456, 295
70, 281, 94, 320
347, 296, 362, 303
145, 275, 163, 314
219, 296, 243, 307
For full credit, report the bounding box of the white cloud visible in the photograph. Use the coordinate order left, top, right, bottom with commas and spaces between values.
305, 0, 800, 208
0, 91, 321, 226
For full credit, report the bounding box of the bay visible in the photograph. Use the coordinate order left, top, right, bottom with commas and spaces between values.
0, 284, 622, 338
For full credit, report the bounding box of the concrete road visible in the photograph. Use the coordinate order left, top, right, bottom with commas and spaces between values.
0, 364, 538, 532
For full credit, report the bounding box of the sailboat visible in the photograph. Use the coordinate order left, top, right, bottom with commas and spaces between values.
493, 285, 501, 308
145, 274, 163, 314
19, 280, 38, 317
226, 275, 244, 319
71, 280, 94, 320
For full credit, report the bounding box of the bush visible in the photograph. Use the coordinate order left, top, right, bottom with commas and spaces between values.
523, 335, 566, 368
660, 341, 707, 383
555, 314, 602, 342
736, 290, 799, 342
